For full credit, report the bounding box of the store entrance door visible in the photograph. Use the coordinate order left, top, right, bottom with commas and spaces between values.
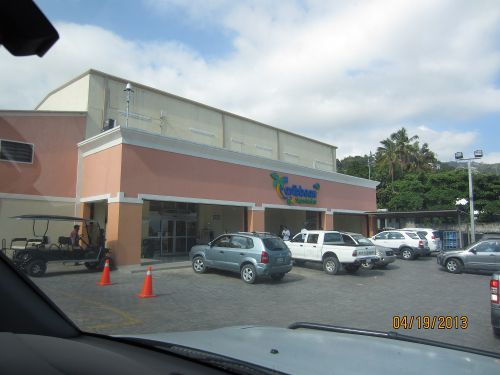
160, 218, 197, 256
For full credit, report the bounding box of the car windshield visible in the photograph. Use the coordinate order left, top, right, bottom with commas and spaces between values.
2, 0, 500, 369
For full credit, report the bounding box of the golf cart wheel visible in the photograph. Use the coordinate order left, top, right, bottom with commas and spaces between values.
26, 259, 47, 277
84, 262, 99, 271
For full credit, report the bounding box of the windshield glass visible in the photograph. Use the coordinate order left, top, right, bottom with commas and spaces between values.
2, 0, 500, 368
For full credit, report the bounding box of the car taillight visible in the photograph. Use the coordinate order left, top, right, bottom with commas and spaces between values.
491, 279, 499, 304
352, 250, 357, 257
418, 240, 424, 248
261, 251, 269, 264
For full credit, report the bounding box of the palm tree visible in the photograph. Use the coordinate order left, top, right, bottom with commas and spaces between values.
376, 137, 398, 190
411, 142, 437, 171
390, 127, 419, 172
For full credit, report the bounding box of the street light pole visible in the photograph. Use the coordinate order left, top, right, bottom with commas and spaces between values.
368, 151, 373, 180
124, 82, 134, 128
454, 150, 483, 243
467, 159, 476, 243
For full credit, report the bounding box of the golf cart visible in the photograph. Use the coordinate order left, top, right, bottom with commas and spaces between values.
7, 214, 113, 277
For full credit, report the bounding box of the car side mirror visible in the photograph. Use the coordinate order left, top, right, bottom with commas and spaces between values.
470, 249, 476, 254
208, 241, 213, 247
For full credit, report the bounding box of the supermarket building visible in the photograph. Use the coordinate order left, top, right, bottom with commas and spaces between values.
0, 70, 378, 266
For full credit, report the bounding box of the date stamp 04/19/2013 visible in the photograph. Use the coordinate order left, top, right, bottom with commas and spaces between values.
392, 315, 469, 330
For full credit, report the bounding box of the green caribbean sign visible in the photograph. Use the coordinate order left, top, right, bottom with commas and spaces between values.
271, 172, 320, 205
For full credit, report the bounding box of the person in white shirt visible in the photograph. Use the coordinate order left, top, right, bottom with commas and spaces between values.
282, 227, 291, 241
301, 228, 307, 241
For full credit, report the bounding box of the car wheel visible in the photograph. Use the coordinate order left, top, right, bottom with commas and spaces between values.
345, 264, 360, 273
323, 256, 340, 275
445, 258, 462, 274
192, 256, 207, 274
401, 248, 414, 260
26, 259, 47, 277
360, 261, 373, 270
241, 264, 257, 284
270, 273, 285, 281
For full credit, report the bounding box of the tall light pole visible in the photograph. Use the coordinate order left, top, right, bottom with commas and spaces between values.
454, 150, 483, 243
124, 82, 134, 128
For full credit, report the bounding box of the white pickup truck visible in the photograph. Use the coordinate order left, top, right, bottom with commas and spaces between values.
285, 230, 379, 274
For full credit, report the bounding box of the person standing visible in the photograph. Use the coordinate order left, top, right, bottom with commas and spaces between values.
70, 225, 80, 247
282, 226, 291, 241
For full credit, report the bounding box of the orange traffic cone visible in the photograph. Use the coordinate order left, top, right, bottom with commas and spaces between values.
138, 266, 156, 298
97, 259, 112, 286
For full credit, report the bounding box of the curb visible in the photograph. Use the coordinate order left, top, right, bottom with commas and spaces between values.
118, 261, 192, 274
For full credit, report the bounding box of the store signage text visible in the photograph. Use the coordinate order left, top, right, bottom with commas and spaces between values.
271, 172, 320, 205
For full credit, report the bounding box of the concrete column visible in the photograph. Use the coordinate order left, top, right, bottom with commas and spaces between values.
247, 208, 265, 232
321, 211, 334, 230
106, 202, 143, 266
367, 215, 377, 237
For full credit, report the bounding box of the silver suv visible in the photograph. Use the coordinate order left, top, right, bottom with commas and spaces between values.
402, 227, 441, 252
189, 232, 293, 284
371, 230, 430, 260
437, 239, 500, 274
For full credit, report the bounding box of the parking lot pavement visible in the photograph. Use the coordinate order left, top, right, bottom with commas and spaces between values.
31, 257, 500, 354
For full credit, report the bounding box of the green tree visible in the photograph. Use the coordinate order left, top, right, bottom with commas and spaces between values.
376, 137, 399, 189
337, 155, 370, 179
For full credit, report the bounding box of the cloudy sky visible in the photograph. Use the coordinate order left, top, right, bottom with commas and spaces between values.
2, 0, 500, 162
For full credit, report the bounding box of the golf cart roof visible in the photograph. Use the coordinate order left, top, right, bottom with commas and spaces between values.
11, 214, 94, 222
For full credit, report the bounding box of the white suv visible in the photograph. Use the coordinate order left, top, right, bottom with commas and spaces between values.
402, 228, 441, 253
371, 230, 430, 260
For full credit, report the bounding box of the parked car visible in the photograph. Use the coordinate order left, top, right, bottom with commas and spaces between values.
339, 232, 396, 269
285, 230, 378, 274
368, 244, 397, 269
189, 232, 292, 284
491, 272, 500, 337
402, 227, 442, 253
437, 239, 500, 274
371, 230, 430, 260
481, 233, 500, 240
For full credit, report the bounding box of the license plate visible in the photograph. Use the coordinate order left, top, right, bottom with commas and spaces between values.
277, 257, 284, 263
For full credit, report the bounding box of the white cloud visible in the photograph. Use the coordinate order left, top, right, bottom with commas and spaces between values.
1, 0, 500, 161
480, 152, 500, 164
